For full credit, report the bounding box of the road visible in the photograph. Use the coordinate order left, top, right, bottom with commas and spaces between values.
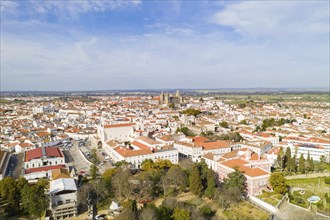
64, 141, 91, 174
85, 140, 113, 174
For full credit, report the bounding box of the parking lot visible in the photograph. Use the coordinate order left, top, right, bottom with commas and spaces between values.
65, 140, 91, 175
5, 153, 23, 179
84, 140, 113, 174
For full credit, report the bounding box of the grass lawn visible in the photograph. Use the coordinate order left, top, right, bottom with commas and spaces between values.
257, 191, 283, 206
286, 177, 330, 196
224, 201, 270, 220
287, 177, 330, 215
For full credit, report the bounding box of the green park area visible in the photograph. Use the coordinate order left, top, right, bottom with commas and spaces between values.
258, 175, 330, 216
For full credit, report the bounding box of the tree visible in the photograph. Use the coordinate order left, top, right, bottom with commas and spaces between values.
90, 148, 99, 180
204, 169, 216, 198
240, 120, 248, 125
139, 206, 158, 220
200, 206, 215, 219
78, 180, 107, 214
298, 154, 305, 174
102, 168, 116, 194
163, 165, 187, 194
269, 173, 288, 195
318, 155, 326, 171
116, 200, 138, 220
141, 159, 156, 171
155, 159, 173, 170
157, 205, 173, 220
284, 147, 292, 170
172, 208, 190, 220
277, 147, 284, 171
223, 169, 246, 196
21, 184, 49, 218
189, 165, 202, 196
0, 177, 20, 216
180, 108, 201, 117
306, 151, 312, 173
112, 167, 135, 200
179, 127, 196, 137
219, 121, 229, 128
216, 187, 242, 210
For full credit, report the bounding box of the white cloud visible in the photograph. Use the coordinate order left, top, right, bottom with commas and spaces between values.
2, 27, 329, 90
213, 1, 329, 38
2, 0, 142, 20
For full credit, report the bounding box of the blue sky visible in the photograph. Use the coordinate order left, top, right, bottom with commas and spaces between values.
1, 0, 329, 91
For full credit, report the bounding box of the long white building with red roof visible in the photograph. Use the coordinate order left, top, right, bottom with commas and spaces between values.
24, 147, 66, 181
103, 137, 178, 169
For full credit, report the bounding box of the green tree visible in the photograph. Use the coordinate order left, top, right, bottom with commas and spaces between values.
223, 169, 246, 196
157, 205, 173, 220
217, 187, 243, 210
269, 173, 288, 195
306, 151, 312, 172
179, 127, 196, 137
277, 147, 284, 171
102, 168, 116, 194
299, 154, 305, 174
155, 159, 173, 170
189, 165, 202, 196
21, 184, 49, 218
310, 158, 314, 172
204, 169, 216, 198
180, 108, 201, 117
240, 120, 248, 125
284, 147, 291, 170
116, 199, 138, 220
219, 121, 229, 128
141, 159, 156, 171
318, 155, 326, 171
172, 208, 190, 220
139, 205, 158, 220
90, 148, 99, 180
0, 177, 20, 216
164, 165, 187, 190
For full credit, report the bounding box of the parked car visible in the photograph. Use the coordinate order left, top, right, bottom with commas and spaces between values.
94, 214, 107, 220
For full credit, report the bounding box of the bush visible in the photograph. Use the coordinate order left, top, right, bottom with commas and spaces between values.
200, 205, 215, 218
324, 177, 330, 185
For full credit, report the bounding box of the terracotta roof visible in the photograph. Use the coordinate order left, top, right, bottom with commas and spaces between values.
192, 136, 209, 143
36, 131, 50, 137
20, 142, 34, 148
25, 147, 63, 162
220, 158, 269, 178
131, 141, 150, 150
114, 146, 152, 158
52, 168, 70, 180
25, 165, 66, 174
222, 149, 239, 159
202, 140, 230, 150
104, 123, 135, 128
137, 136, 161, 145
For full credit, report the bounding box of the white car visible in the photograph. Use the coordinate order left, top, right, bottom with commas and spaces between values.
94, 214, 107, 220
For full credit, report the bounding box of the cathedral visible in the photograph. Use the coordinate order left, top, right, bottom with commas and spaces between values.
159, 90, 184, 105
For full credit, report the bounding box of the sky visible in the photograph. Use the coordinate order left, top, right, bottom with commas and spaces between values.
1, 0, 329, 91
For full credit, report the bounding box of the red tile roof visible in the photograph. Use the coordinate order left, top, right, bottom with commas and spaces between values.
25, 147, 63, 162
202, 140, 230, 150
104, 123, 135, 128
24, 165, 66, 174
220, 158, 269, 178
